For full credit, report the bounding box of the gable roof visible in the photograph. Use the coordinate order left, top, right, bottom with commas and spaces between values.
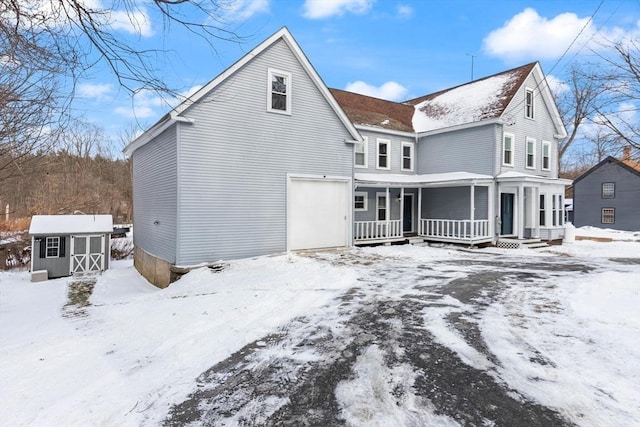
29, 215, 113, 235
124, 27, 361, 156
329, 88, 415, 133
406, 62, 537, 133
573, 156, 640, 185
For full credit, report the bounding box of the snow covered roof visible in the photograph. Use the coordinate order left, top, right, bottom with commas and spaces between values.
29, 215, 113, 235
497, 171, 572, 185
355, 172, 493, 186
406, 63, 536, 133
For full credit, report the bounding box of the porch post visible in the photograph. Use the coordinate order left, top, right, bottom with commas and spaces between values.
534, 186, 540, 238
385, 187, 390, 238
517, 184, 525, 239
470, 184, 475, 240
418, 187, 423, 235
488, 183, 495, 241
400, 187, 405, 236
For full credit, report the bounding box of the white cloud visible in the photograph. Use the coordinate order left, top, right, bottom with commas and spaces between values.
545, 75, 568, 96
77, 83, 113, 100
483, 8, 633, 62
219, 0, 270, 22
303, 0, 374, 19
345, 81, 407, 101
110, 7, 153, 37
114, 85, 204, 119
396, 4, 413, 19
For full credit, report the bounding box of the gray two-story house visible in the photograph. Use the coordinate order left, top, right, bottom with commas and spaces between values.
573, 151, 640, 231
125, 27, 570, 287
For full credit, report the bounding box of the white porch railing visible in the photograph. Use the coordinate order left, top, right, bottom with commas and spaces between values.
419, 219, 490, 240
354, 220, 402, 241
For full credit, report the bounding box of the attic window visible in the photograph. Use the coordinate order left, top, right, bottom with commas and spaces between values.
268, 68, 291, 114
525, 88, 534, 119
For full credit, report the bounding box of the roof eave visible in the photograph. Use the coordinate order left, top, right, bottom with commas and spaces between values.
416, 118, 503, 137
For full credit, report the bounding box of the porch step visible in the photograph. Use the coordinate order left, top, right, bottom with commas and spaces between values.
497, 238, 549, 250
408, 237, 425, 245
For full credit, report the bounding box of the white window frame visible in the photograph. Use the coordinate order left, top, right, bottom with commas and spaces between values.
503, 132, 514, 167
354, 191, 368, 211
539, 194, 546, 226
602, 182, 615, 199
376, 192, 387, 221
602, 208, 615, 224
525, 137, 536, 169
376, 138, 391, 170
525, 87, 535, 119
46, 236, 60, 258
355, 136, 368, 168
267, 68, 292, 115
401, 141, 414, 171
542, 141, 551, 171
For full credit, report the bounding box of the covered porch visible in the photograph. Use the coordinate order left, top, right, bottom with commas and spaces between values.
353, 173, 495, 246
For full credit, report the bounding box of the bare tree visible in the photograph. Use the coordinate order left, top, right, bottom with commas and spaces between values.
1, 1, 245, 182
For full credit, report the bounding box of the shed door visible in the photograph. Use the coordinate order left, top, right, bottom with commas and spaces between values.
288, 177, 350, 251
71, 235, 105, 274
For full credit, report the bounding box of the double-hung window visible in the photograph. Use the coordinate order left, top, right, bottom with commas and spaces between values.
376, 193, 387, 221
526, 138, 536, 169
602, 182, 615, 199
542, 141, 551, 171
401, 141, 414, 171
503, 133, 514, 166
377, 139, 390, 170
602, 208, 615, 224
355, 136, 368, 168
267, 68, 291, 114
539, 194, 546, 226
354, 192, 367, 211
525, 88, 534, 119
46, 237, 60, 258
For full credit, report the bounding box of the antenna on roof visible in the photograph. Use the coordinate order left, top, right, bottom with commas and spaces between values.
466, 54, 475, 81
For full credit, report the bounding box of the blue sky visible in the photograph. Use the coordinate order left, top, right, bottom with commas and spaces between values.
72, 0, 640, 152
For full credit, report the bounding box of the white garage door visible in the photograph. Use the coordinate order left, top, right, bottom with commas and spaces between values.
288, 176, 350, 251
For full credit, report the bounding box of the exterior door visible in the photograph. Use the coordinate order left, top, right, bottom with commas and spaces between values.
403, 194, 414, 233
501, 193, 514, 235
70, 235, 105, 274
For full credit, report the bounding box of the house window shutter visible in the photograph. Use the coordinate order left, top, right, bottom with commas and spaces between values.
59, 236, 66, 257
39, 238, 46, 258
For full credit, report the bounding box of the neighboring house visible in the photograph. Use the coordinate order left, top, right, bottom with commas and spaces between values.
29, 215, 113, 280
125, 27, 571, 287
572, 150, 640, 231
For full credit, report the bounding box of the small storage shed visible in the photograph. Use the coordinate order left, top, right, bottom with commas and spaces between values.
29, 215, 113, 280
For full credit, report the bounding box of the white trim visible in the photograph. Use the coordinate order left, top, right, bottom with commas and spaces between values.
525, 87, 535, 119
416, 118, 503, 137
502, 132, 515, 167
355, 124, 416, 138
355, 136, 368, 168
124, 27, 362, 155
541, 140, 551, 171
376, 138, 391, 170
525, 137, 536, 170
354, 191, 368, 211
401, 141, 414, 172
376, 192, 387, 221
45, 236, 60, 259
267, 68, 292, 115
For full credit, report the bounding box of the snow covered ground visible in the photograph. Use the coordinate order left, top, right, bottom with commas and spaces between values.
1, 227, 638, 426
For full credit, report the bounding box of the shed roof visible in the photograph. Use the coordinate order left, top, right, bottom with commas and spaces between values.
29, 215, 113, 235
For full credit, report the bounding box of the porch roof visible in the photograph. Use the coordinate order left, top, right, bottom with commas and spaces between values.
354, 172, 493, 187
497, 171, 572, 185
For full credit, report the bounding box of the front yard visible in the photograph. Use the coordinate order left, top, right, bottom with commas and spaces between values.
1, 235, 638, 426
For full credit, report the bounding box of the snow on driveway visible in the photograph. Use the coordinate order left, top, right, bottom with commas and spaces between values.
1, 234, 639, 426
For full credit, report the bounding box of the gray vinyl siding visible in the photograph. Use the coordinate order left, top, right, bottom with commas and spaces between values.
32, 235, 71, 278
421, 186, 489, 220
500, 72, 560, 178
175, 39, 353, 264
353, 188, 418, 222
573, 160, 640, 231
132, 126, 177, 263
417, 124, 497, 175
358, 129, 416, 174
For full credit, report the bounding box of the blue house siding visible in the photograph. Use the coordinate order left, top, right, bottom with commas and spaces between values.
357, 129, 417, 174
131, 126, 178, 263
421, 187, 489, 220
573, 158, 640, 231
175, 39, 354, 264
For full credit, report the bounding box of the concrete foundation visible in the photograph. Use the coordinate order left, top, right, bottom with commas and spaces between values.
134, 246, 173, 288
